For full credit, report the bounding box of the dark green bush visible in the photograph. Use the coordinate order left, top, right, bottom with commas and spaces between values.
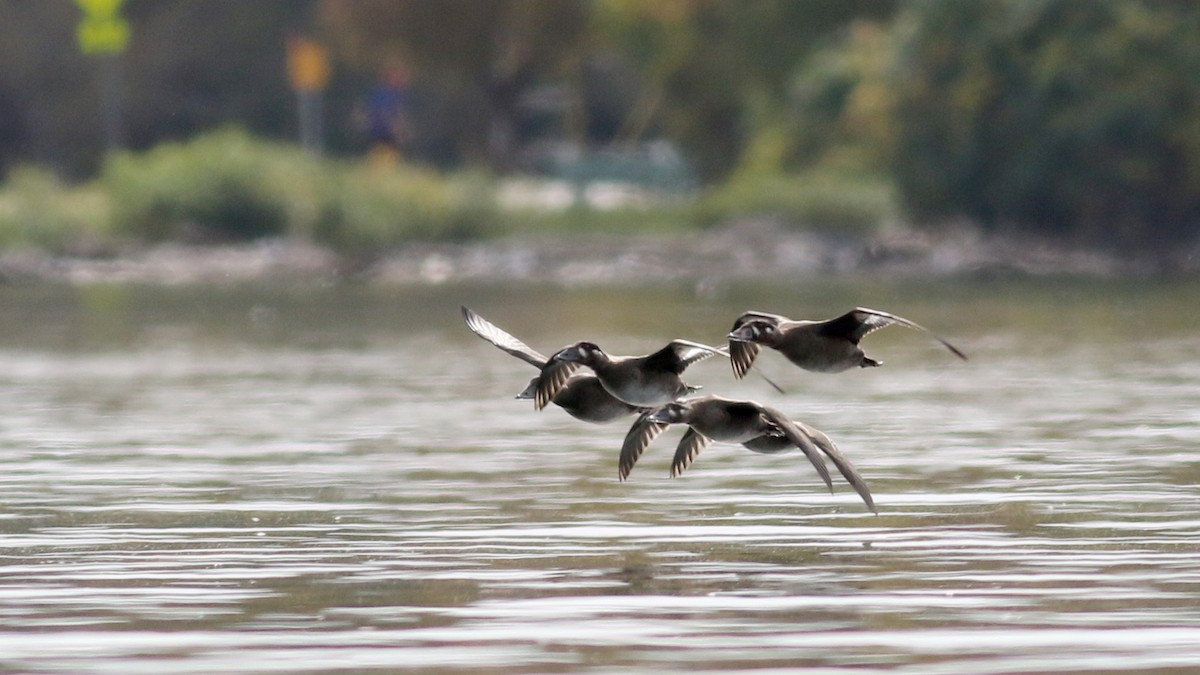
889, 0, 1200, 249
694, 168, 894, 234
102, 129, 311, 241
0, 167, 112, 251
100, 128, 501, 249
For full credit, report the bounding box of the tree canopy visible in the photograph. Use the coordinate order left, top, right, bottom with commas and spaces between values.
887, 0, 1200, 248
1, 0, 1198, 249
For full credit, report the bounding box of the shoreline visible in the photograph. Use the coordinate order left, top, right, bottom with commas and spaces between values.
0, 222, 1194, 287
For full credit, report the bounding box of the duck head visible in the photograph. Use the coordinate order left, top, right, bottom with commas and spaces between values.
647, 401, 690, 425
728, 319, 779, 345
552, 341, 604, 365
515, 377, 539, 400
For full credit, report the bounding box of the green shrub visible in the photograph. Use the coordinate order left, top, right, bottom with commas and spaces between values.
0, 129, 900, 255
694, 168, 895, 234
102, 128, 313, 241
100, 128, 501, 249
321, 165, 499, 250
0, 167, 113, 251
890, 0, 1200, 248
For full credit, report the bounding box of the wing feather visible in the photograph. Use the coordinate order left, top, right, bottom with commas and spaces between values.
618, 410, 668, 481
729, 340, 761, 380
758, 406, 834, 494
461, 306, 548, 368
643, 339, 724, 373
820, 307, 968, 360
728, 312, 785, 379
670, 427, 712, 477
533, 359, 582, 410
791, 418, 876, 514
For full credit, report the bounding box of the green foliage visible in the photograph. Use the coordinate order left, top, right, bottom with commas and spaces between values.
103, 129, 302, 240
99, 128, 499, 249
695, 168, 895, 235
320, 166, 499, 249
0, 126, 895, 253
591, 0, 899, 180
889, 0, 1200, 248
0, 168, 112, 251
784, 22, 897, 174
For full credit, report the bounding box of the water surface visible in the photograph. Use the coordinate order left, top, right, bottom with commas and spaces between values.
1, 278, 1199, 673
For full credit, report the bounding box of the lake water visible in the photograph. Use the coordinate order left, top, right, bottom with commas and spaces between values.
1, 277, 1198, 673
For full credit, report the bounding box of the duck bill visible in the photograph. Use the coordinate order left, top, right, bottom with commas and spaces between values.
646, 408, 673, 424
727, 327, 755, 342
552, 347, 584, 363
515, 381, 537, 400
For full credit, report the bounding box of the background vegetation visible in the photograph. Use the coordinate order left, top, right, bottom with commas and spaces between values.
1, 0, 1198, 255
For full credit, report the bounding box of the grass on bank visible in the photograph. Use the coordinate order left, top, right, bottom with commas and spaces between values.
0, 128, 896, 254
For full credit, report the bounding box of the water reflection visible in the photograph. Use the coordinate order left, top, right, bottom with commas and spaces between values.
1, 279, 1199, 673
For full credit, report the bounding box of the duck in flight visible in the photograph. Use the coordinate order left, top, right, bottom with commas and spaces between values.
727, 307, 967, 379
461, 306, 645, 424
535, 339, 725, 410
619, 395, 876, 513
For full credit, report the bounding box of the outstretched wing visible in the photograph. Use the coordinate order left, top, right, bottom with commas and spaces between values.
820, 307, 968, 361
642, 339, 724, 374
670, 427, 713, 478
796, 417, 873, 511
791, 418, 876, 514
461, 306, 548, 368
618, 410, 669, 481
757, 406, 834, 495
762, 405, 875, 513
729, 341, 760, 380
728, 311, 786, 379
533, 358, 582, 410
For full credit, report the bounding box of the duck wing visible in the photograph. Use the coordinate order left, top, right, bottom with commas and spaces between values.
793, 418, 876, 514
756, 406, 834, 495
820, 307, 968, 361
762, 405, 876, 513
461, 306, 548, 368
618, 410, 669, 481
728, 311, 787, 379
670, 427, 713, 478
533, 358, 583, 410
642, 339, 724, 375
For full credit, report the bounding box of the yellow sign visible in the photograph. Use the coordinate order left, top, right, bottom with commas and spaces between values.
77, 0, 124, 17
76, 0, 129, 54
287, 36, 331, 92
78, 18, 130, 54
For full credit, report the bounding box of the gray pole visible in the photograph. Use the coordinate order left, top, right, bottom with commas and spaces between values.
297, 89, 323, 155
99, 53, 124, 151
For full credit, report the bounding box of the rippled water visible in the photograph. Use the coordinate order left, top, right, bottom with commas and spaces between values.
2, 278, 1199, 673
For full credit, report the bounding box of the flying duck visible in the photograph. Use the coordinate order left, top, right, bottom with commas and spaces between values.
462, 306, 645, 423
535, 339, 723, 410
619, 395, 876, 513
727, 307, 967, 379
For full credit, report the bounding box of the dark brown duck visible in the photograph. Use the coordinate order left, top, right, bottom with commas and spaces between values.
727, 307, 967, 379
619, 395, 876, 513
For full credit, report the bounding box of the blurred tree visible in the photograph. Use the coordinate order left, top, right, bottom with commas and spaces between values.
1, 0, 897, 182
889, 0, 1200, 249
783, 20, 898, 174
319, 0, 895, 178
318, 0, 588, 168
593, 0, 897, 179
